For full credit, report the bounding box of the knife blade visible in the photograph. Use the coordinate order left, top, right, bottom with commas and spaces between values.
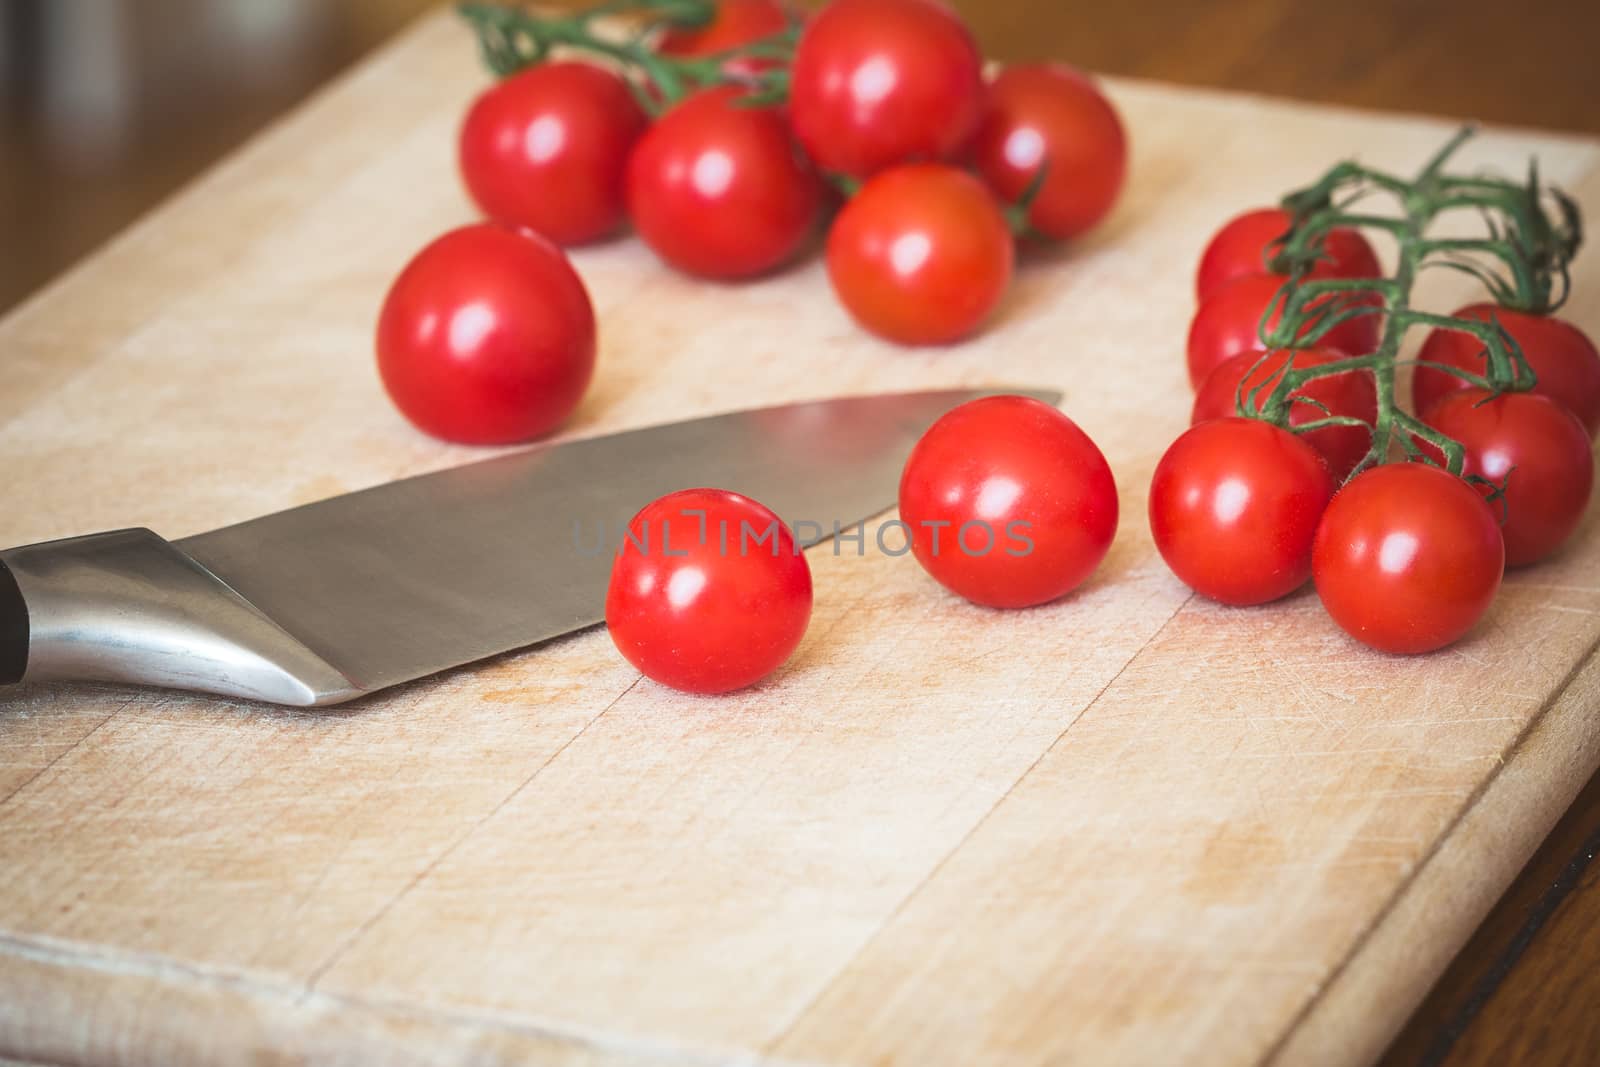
0, 388, 1058, 706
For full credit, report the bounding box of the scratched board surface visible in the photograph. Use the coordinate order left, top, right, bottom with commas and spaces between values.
2, 12, 1599, 1067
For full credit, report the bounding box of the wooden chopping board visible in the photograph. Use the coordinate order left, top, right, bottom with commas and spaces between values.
3, 12, 1600, 1067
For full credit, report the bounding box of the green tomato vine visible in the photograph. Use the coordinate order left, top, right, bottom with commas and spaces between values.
1244, 127, 1583, 480
457, 0, 799, 114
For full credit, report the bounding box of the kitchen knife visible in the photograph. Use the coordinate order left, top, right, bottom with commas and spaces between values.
0, 388, 1058, 707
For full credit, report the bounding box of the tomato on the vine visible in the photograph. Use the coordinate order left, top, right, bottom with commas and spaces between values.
458, 62, 648, 246
826, 163, 1013, 346
1418, 389, 1594, 567
1186, 272, 1382, 389
1195, 207, 1381, 302
789, 0, 984, 179
605, 488, 813, 693
657, 0, 793, 79
1148, 418, 1335, 606
626, 86, 824, 280
376, 223, 596, 444
1411, 304, 1600, 437
898, 395, 1118, 608
1313, 463, 1503, 654
1191, 349, 1376, 482
967, 62, 1126, 241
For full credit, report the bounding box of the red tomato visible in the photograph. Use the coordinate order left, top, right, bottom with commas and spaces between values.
1418, 390, 1594, 567
898, 395, 1118, 608
968, 62, 1126, 241
376, 223, 596, 444
1411, 304, 1600, 437
605, 488, 812, 694
1313, 463, 1503, 654
626, 86, 824, 280
657, 0, 792, 79
826, 163, 1013, 346
458, 62, 647, 246
1195, 207, 1381, 302
1148, 418, 1335, 606
789, 0, 984, 179
1192, 349, 1376, 482
1186, 272, 1383, 389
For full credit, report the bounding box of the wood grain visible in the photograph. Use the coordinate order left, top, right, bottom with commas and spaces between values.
959, 4, 1600, 1063
1436, 833, 1600, 1066
1380, 765, 1600, 1067
3, 10, 1600, 1067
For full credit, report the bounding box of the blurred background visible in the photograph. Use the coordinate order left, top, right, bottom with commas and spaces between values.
2, 0, 1599, 315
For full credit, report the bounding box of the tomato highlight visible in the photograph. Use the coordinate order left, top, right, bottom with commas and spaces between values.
1149, 418, 1335, 606
376, 223, 596, 445
899, 395, 1118, 608
826, 163, 1014, 346
627, 86, 825, 280
605, 488, 814, 694
1417, 389, 1594, 567
968, 62, 1126, 241
789, 0, 985, 179
458, 61, 647, 246
1313, 463, 1504, 655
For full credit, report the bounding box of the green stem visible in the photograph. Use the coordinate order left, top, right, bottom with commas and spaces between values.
1417, 124, 1477, 180
457, 0, 798, 113
1002, 162, 1053, 238
1243, 129, 1581, 480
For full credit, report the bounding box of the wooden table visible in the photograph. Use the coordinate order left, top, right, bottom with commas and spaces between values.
3, 4, 1600, 1062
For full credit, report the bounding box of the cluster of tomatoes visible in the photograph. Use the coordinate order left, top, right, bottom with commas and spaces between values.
469, 0, 1125, 346
611, 227, 1600, 694
1152, 208, 1599, 654
608, 394, 1118, 693
375, 0, 1128, 450
371, 0, 1597, 694
366, 0, 1129, 693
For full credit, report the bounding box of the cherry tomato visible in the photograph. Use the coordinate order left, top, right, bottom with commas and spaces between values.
376, 223, 596, 444
626, 86, 824, 280
1186, 272, 1382, 389
826, 163, 1013, 346
1148, 418, 1334, 606
1411, 304, 1600, 437
458, 62, 648, 246
898, 395, 1118, 608
657, 0, 792, 79
1313, 463, 1503, 654
789, 0, 984, 179
967, 62, 1126, 241
1195, 207, 1381, 302
1192, 349, 1376, 482
1418, 390, 1593, 567
605, 488, 812, 694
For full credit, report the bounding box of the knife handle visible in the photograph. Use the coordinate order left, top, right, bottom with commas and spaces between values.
0, 529, 358, 706
0, 557, 25, 686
